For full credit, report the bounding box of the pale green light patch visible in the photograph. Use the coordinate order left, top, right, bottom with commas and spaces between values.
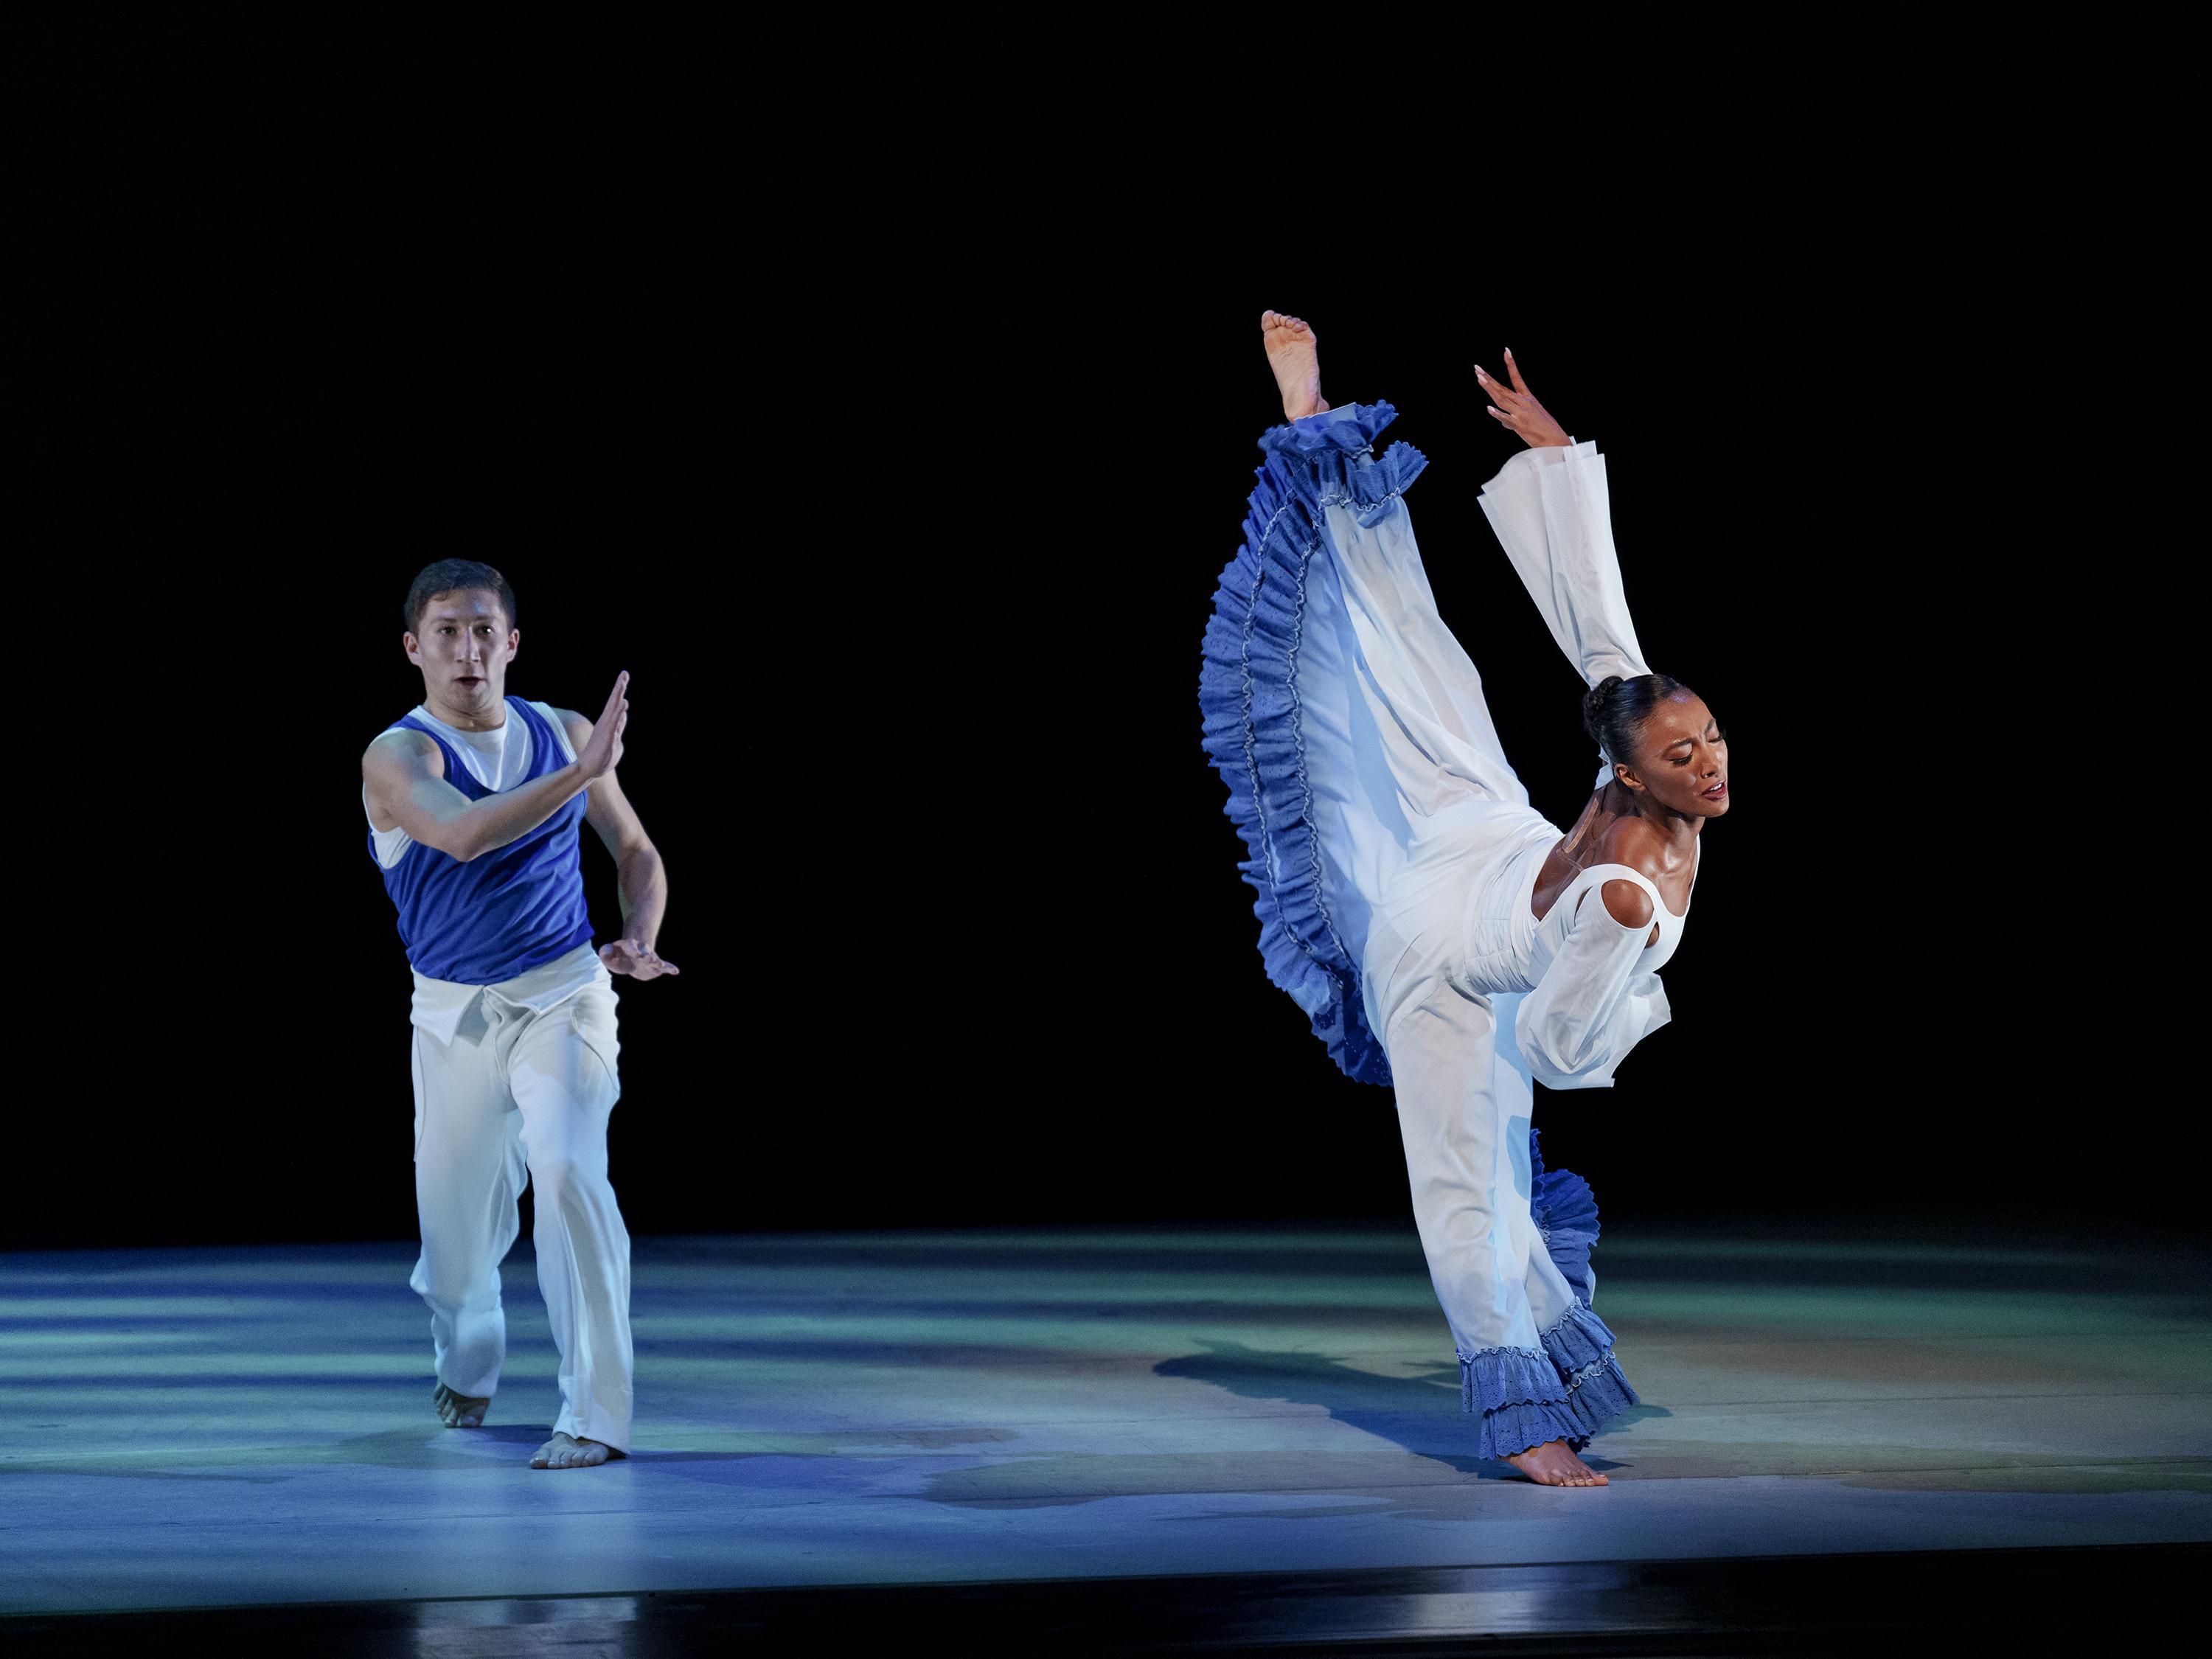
0, 1329, 217, 1352
1603, 1285, 2197, 1338
1, 1259, 406, 1288
0, 1386, 404, 1419
628, 1270, 1429, 1304
684, 1230, 1422, 1256
627, 1313, 1438, 1356
0, 1298, 302, 1321
0, 1351, 424, 1380
1601, 1239, 2103, 1267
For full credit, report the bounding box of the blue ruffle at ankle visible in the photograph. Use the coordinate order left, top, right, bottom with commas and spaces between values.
1460, 1130, 1638, 1458
1462, 1303, 1641, 1459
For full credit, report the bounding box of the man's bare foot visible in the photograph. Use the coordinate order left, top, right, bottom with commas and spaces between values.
1261, 310, 1329, 421
1503, 1439, 1610, 1487
530, 1431, 621, 1470
434, 1381, 488, 1429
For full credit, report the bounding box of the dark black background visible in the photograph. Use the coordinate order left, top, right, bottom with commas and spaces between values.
15, 21, 2194, 1248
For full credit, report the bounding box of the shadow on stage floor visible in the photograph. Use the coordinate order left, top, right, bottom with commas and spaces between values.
4, 1221, 2208, 1652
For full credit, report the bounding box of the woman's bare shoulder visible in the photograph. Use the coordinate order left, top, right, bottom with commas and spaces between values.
1594, 813, 1670, 883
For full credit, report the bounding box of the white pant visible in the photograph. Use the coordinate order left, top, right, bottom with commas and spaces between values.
407, 979, 633, 1451
1385, 977, 1582, 1360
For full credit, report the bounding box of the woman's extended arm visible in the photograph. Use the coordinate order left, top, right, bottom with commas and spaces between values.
1472, 352, 1651, 706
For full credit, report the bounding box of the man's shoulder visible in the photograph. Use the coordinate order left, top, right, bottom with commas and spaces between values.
364, 723, 440, 776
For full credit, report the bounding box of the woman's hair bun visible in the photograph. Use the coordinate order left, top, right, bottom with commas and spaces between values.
1583, 671, 1689, 765
1581, 675, 1626, 749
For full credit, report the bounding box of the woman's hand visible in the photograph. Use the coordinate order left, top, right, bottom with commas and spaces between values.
1474, 349, 1570, 448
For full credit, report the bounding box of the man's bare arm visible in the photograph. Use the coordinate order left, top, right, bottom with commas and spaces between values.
364, 674, 630, 864
560, 706, 678, 980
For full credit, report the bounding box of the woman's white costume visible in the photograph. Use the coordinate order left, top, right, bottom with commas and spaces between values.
1200, 402, 1686, 1457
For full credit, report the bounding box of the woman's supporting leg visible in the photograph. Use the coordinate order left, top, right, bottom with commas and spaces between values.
1491, 1004, 1641, 1448
1389, 980, 1528, 1358
1384, 975, 1607, 1485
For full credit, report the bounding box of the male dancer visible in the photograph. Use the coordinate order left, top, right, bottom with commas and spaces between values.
361, 559, 678, 1470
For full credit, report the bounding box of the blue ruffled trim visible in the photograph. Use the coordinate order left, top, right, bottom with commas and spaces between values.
1556, 1354, 1640, 1444
1476, 1398, 1584, 1461
1197, 402, 1427, 1086
1528, 1127, 1602, 1307
1542, 1302, 1641, 1448
1461, 1344, 1568, 1415
1463, 1303, 1641, 1458
1540, 1301, 1622, 1377
1461, 1345, 1571, 1462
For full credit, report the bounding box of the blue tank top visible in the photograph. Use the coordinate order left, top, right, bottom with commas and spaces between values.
372, 697, 594, 984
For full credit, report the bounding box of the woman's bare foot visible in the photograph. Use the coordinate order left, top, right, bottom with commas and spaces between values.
1503, 1439, 1610, 1487
434, 1381, 488, 1429
1261, 310, 1329, 421
531, 1431, 621, 1470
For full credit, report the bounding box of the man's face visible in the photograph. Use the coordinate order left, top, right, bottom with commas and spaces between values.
405, 588, 518, 723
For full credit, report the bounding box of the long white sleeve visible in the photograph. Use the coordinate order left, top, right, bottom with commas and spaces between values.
1478, 442, 1649, 690
1513, 870, 1673, 1091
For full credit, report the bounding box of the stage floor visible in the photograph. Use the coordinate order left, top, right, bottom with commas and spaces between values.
4, 1223, 2208, 1618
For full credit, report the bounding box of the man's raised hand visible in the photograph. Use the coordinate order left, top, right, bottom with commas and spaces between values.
599, 938, 679, 980
1474, 349, 1571, 449
578, 672, 630, 781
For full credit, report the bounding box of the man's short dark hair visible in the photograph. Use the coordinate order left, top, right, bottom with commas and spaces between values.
405, 560, 518, 635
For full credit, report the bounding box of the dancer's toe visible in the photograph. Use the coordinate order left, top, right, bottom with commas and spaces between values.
1504, 1439, 1610, 1488
434, 1381, 489, 1429
530, 1431, 616, 1470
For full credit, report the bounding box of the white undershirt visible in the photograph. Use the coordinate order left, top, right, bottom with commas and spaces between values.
365, 699, 605, 1038
366, 699, 577, 867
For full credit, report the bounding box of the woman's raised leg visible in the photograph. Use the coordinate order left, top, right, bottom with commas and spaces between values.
1204, 313, 1549, 1082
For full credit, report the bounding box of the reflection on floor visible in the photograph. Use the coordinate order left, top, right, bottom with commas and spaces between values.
3, 1225, 2208, 1616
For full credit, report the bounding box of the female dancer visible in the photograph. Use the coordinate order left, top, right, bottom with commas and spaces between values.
1199, 313, 1728, 1487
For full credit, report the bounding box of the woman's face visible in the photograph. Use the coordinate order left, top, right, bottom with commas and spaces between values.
1620, 690, 1729, 818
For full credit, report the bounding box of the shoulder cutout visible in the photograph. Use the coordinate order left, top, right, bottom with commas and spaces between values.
1600, 877, 1655, 931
